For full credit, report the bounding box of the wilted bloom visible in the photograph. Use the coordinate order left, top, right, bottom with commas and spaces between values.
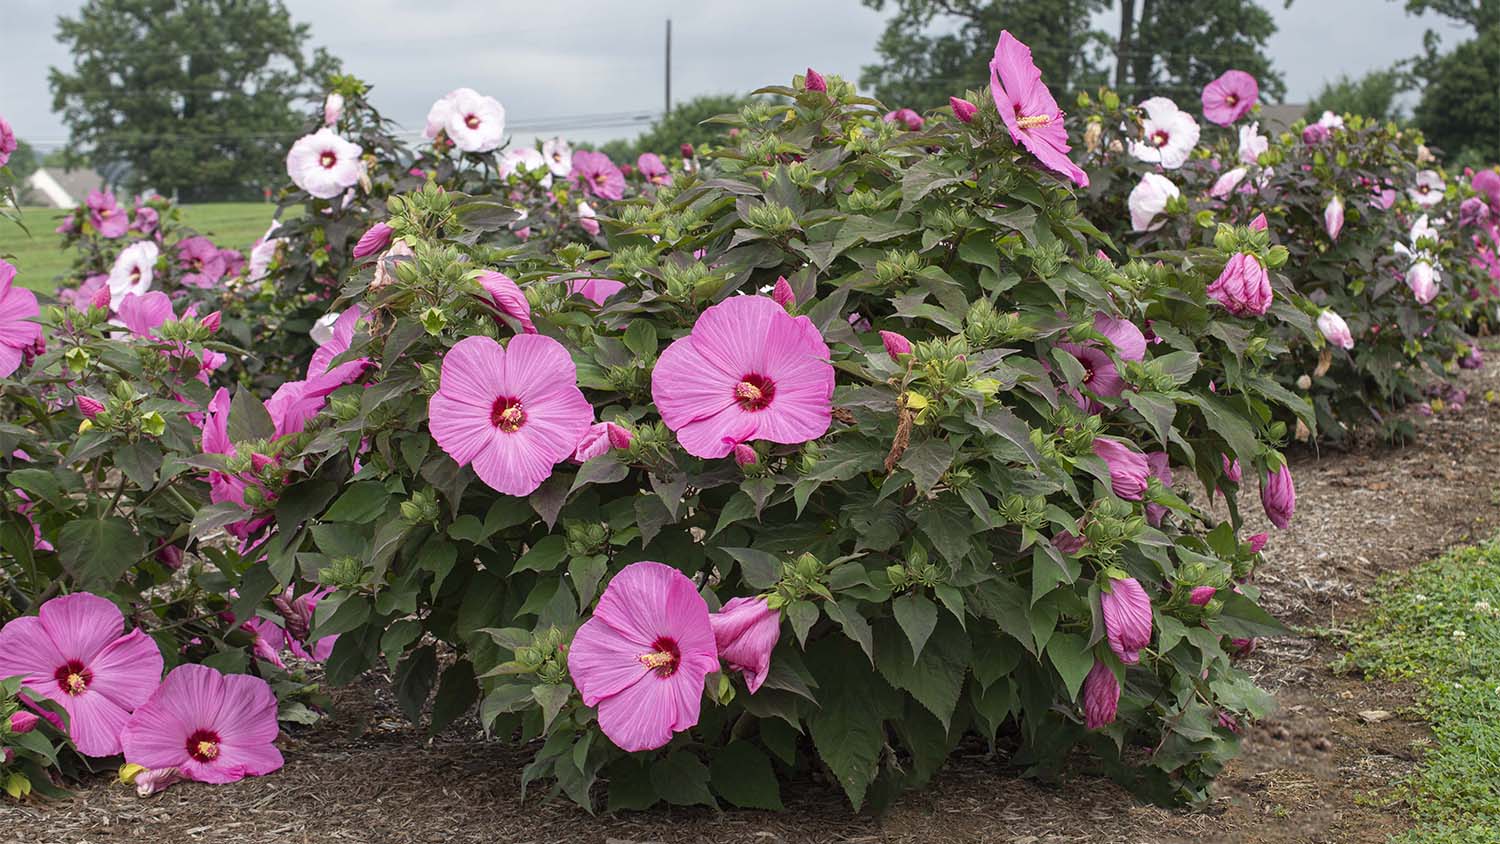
0, 259, 43, 379
131, 205, 159, 236
1092, 438, 1150, 501
1201, 70, 1258, 126
1189, 586, 1217, 606
88, 190, 129, 238
1129, 172, 1179, 232
950, 96, 977, 123
1053, 530, 1086, 554
1222, 455, 1242, 483
1324, 195, 1345, 241
577, 201, 600, 236
475, 270, 535, 334
286, 128, 364, 199
0, 115, 14, 166
710, 596, 780, 693
574, 421, 634, 462
0, 592, 164, 757
1460, 345, 1484, 369
1302, 122, 1329, 145
1209, 166, 1248, 199
542, 137, 573, 177
637, 152, 671, 186
177, 236, 227, 289
121, 664, 282, 784
1207, 253, 1272, 317
1459, 196, 1490, 228
804, 67, 827, 92
1317, 309, 1354, 350
771, 276, 795, 309
428, 334, 593, 496
1094, 313, 1146, 362
1409, 169, 1444, 207
1238, 122, 1268, 165
106, 240, 158, 303
1261, 464, 1296, 529
884, 108, 925, 130
1082, 661, 1120, 729
323, 92, 344, 126
1247, 532, 1269, 553
880, 330, 912, 361
352, 222, 393, 260
570, 150, 626, 201
568, 562, 720, 752
1129, 97, 1200, 169
989, 30, 1088, 187
1101, 577, 1153, 664
653, 295, 834, 459
1407, 259, 1441, 304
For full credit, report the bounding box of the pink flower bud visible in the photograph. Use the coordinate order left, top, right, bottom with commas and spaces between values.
1101, 576, 1153, 664
352, 222, 394, 260
1189, 586, 1217, 606
91, 284, 112, 311
732, 442, 758, 466
135, 766, 183, 797
323, 92, 344, 126
201, 310, 221, 333
1248, 212, 1268, 231
1261, 464, 1296, 529
250, 453, 275, 473
1052, 530, 1086, 554
1302, 123, 1328, 145
680, 143, 695, 160
883, 108, 925, 131
1247, 532, 1269, 553
804, 68, 827, 92
1092, 438, 1150, 501
476, 270, 536, 334
1317, 309, 1354, 350
880, 330, 912, 361
1222, 455, 1243, 483
1217, 710, 1244, 734
771, 276, 796, 309
1206, 253, 1272, 317
573, 421, 634, 462
1231, 637, 1258, 657
1082, 660, 1120, 729
1324, 195, 1345, 241
709, 596, 781, 693
75, 395, 105, 419
949, 96, 977, 123
155, 544, 184, 571
9, 711, 39, 734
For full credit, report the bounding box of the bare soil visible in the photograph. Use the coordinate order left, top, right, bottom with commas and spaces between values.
10, 363, 1500, 844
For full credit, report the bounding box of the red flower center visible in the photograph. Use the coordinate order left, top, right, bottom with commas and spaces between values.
54, 660, 91, 696
638, 637, 681, 677
1151, 129, 1170, 148
465, 113, 481, 130
734, 374, 776, 411
319, 151, 337, 169
186, 728, 222, 762
1225, 94, 1239, 106
490, 396, 527, 432
592, 172, 607, 186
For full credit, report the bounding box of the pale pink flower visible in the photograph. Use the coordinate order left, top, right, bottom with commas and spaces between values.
567, 562, 719, 752
574, 421, 634, 462
1318, 110, 1344, 130
710, 597, 780, 693
652, 295, 834, 459
1101, 576, 1153, 664
425, 88, 505, 153
1409, 170, 1445, 207
1209, 167, 1248, 199
247, 222, 280, 281
475, 270, 536, 334
988, 31, 1088, 187
1206, 253, 1272, 316
107, 240, 158, 302
1092, 438, 1149, 501
132, 766, 184, 796
0, 259, 43, 379
577, 201, 600, 236
1317, 309, 1354, 349
352, 222, 393, 260
286, 128, 364, 199
0, 115, 14, 166
121, 664, 282, 784
499, 147, 550, 184
1128, 172, 1178, 232
1324, 195, 1345, 241
1407, 260, 1440, 304
569, 151, 625, 201
428, 334, 593, 496
1082, 660, 1120, 728
1237, 122, 1268, 166
542, 137, 573, 177
1129, 97, 1200, 170
1261, 464, 1296, 529
1201, 70, 1258, 126
0, 593, 163, 757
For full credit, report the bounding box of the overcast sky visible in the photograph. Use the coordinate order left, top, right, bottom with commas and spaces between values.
0, 0, 1469, 153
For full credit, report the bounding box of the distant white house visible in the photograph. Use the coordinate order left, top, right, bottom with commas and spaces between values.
26, 167, 106, 208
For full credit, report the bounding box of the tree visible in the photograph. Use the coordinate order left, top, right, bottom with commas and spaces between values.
1305, 70, 1410, 122
1413, 27, 1500, 165
599, 94, 758, 162
858, 0, 1286, 111
1398, 0, 1499, 29
50, 0, 340, 202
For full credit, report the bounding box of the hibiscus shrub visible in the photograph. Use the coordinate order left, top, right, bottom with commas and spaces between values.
227, 49, 1310, 812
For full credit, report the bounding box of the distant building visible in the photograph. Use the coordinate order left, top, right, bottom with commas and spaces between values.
25, 167, 106, 208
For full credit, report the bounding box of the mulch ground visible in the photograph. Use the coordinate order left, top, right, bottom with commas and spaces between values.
10, 359, 1500, 844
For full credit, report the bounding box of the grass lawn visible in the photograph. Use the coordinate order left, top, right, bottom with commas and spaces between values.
1343, 541, 1500, 843
1, 203, 281, 292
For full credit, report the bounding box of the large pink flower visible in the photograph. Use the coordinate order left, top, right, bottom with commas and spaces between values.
1201, 70, 1258, 126
652, 295, 833, 459
988, 31, 1088, 188
286, 128, 364, 199
428, 334, 593, 496
177, 236, 227, 289
87, 190, 129, 238
1092, 437, 1149, 501
307, 306, 370, 385
563, 277, 626, 306
709, 597, 780, 693
0, 593, 163, 757
1101, 576, 1153, 664
567, 562, 720, 752
1094, 313, 1146, 362
121, 664, 282, 784
569, 151, 626, 201
0, 259, 42, 379
1060, 342, 1124, 404
637, 153, 671, 186
0, 115, 15, 166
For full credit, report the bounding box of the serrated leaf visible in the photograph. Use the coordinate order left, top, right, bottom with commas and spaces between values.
709, 741, 783, 810
873, 615, 969, 729
649, 751, 716, 808
58, 518, 145, 589
893, 593, 939, 662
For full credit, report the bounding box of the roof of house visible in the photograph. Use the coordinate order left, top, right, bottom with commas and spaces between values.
26, 167, 106, 208
1258, 103, 1309, 134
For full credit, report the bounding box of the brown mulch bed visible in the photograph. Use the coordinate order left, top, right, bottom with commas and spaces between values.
9, 361, 1500, 844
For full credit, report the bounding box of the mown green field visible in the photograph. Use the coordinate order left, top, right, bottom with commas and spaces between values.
1, 203, 280, 292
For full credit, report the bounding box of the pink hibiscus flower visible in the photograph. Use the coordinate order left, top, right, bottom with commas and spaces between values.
0, 115, 14, 166
562, 277, 625, 306
0, 259, 43, 379
567, 562, 720, 752
121, 664, 282, 784
1201, 70, 1259, 126
306, 306, 370, 385
87, 190, 129, 238
569, 151, 625, 201
475, 271, 536, 334
637, 153, 671, 186
0, 593, 164, 757
988, 31, 1089, 188
709, 597, 780, 693
427, 334, 594, 496
651, 295, 834, 459
176, 236, 227, 288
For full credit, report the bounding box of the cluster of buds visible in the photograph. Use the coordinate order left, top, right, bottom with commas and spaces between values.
399, 488, 441, 526
498, 626, 571, 685
563, 520, 609, 558
873, 249, 924, 285
76, 381, 166, 438
886, 544, 942, 591
1079, 499, 1145, 563
765, 552, 833, 609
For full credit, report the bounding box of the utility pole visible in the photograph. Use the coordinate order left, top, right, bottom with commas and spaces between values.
665, 19, 672, 116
